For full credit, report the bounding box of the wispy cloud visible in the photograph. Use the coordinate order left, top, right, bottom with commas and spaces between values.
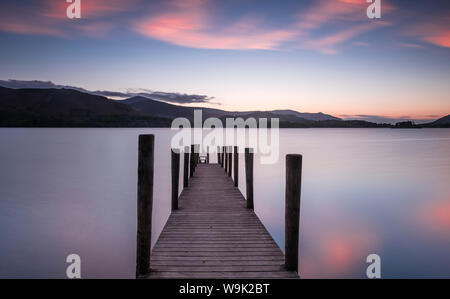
42, 0, 140, 19
398, 42, 424, 49
291, 0, 395, 54
0, 79, 214, 104
401, 11, 450, 48
133, 0, 395, 53
133, 1, 297, 50
0, 0, 140, 37
299, 21, 390, 54
353, 41, 369, 46
5, 0, 449, 55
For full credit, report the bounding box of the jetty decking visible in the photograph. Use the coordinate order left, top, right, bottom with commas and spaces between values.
146, 164, 298, 279
136, 135, 302, 279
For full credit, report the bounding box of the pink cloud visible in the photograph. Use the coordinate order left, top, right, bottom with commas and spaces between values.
424, 30, 450, 48
403, 13, 450, 49
134, 10, 297, 50
134, 0, 395, 52
300, 21, 390, 54
0, 0, 399, 54
291, 0, 395, 54
295, 0, 395, 30
0, 0, 136, 37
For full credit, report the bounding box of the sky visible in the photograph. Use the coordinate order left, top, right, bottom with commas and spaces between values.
0, 0, 449, 122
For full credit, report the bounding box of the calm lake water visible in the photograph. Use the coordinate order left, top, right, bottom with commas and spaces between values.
0, 128, 449, 278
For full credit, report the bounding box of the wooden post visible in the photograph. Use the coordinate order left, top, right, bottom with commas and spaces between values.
234, 146, 238, 187
197, 144, 200, 165
285, 154, 302, 273
245, 148, 254, 209
217, 146, 221, 165
228, 146, 232, 177
207, 146, 210, 164
193, 145, 197, 171
195, 144, 200, 168
224, 146, 228, 172
190, 144, 195, 177
183, 146, 189, 188
171, 149, 180, 211
136, 134, 154, 277
222, 146, 225, 168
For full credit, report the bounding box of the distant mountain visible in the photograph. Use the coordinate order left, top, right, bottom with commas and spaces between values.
122, 96, 340, 123
1, 86, 443, 129
0, 87, 171, 127
271, 109, 340, 121
422, 115, 450, 128
122, 96, 226, 121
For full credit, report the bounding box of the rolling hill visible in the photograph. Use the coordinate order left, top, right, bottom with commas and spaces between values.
0, 86, 446, 128
422, 115, 450, 128
0, 87, 171, 127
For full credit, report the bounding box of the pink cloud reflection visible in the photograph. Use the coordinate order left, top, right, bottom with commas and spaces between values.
302, 230, 379, 278
299, 206, 380, 278
419, 198, 450, 235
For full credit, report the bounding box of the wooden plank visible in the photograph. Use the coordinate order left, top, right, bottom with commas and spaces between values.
150, 256, 284, 262
148, 271, 299, 279
151, 261, 285, 267
152, 264, 284, 272
147, 164, 299, 279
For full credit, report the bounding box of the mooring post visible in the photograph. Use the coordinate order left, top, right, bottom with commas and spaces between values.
228, 146, 232, 177
195, 144, 200, 167
222, 146, 225, 168
190, 144, 195, 177
217, 146, 220, 165
285, 154, 302, 273
171, 149, 180, 211
245, 148, 254, 209
234, 146, 238, 187
207, 146, 210, 164
224, 146, 228, 172
136, 134, 154, 277
183, 146, 189, 188
193, 145, 197, 171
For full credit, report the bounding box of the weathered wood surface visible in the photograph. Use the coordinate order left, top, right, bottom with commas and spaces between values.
146, 164, 298, 279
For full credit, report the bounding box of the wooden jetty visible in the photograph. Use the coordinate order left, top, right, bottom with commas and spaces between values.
136, 135, 302, 279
